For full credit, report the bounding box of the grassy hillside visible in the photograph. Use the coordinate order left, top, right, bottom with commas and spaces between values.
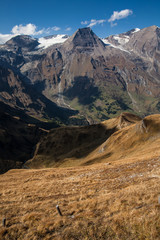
0, 156, 160, 239
26, 112, 144, 168
85, 114, 160, 165
0, 113, 160, 239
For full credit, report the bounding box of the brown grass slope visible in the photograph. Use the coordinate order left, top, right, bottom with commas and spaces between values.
85, 114, 160, 165
26, 112, 142, 168
0, 155, 160, 239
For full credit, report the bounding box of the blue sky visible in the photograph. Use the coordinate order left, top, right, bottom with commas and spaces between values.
0, 0, 160, 43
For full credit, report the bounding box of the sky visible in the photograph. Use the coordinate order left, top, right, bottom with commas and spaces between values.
0, 0, 160, 43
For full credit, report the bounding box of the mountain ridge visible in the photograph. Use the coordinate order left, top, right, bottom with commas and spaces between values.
0, 25, 160, 124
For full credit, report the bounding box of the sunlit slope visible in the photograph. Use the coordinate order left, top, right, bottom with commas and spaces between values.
86, 114, 160, 165
26, 113, 142, 168
1, 156, 160, 239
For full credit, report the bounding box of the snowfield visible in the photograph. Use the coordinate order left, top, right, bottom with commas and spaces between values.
38, 35, 69, 49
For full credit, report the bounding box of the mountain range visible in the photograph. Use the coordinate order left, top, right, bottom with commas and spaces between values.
0, 25, 160, 172
0, 25, 160, 124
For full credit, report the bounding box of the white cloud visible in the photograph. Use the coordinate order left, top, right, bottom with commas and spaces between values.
65, 27, 71, 31
81, 21, 89, 25
88, 19, 106, 27
81, 19, 106, 28
108, 9, 133, 23
11, 23, 44, 35
52, 26, 61, 31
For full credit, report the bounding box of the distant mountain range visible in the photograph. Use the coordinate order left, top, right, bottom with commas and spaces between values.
0, 25, 160, 125
0, 25, 160, 172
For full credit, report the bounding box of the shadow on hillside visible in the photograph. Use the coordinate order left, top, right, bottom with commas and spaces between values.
29, 112, 144, 168
64, 76, 100, 105
34, 123, 117, 165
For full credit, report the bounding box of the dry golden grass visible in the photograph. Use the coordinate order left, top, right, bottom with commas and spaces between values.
0, 155, 160, 239
86, 114, 160, 166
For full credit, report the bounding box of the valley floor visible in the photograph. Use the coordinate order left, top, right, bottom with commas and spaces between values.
0, 156, 160, 239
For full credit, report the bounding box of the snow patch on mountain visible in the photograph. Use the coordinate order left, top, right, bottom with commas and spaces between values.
112, 28, 140, 46
113, 35, 130, 45
101, 38, 130, 53
133, 28, 140, 33
38, 35, 69, 49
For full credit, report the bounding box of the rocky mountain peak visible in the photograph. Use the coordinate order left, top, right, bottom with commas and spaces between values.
5, 35, 39, 52
73, 27, 105, 47
123, 28, 140, 36
63, 27, 105, 52
105, 25, 160, 57
125, 25, 160, 57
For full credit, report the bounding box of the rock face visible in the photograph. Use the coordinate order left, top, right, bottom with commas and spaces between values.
0, 65, 78, 125
0, 26, 160, 123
